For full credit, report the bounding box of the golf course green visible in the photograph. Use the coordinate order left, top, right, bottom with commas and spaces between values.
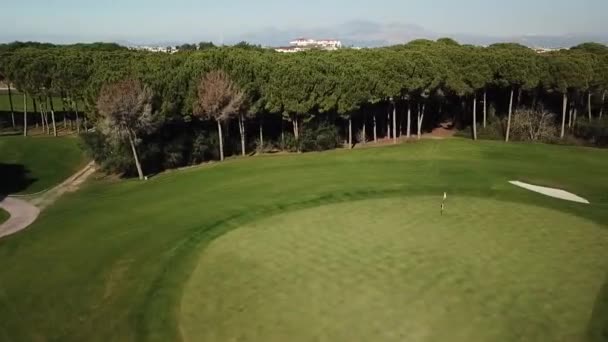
182, 197, 608, 341
0, 138, 607, 342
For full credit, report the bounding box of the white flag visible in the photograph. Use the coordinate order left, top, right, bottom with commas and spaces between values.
443, 192, 447, 201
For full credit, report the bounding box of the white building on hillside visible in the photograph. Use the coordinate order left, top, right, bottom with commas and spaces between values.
286, 38, 342, 51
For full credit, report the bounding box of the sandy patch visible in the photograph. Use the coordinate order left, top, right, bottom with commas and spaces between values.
509, 181, 590, 204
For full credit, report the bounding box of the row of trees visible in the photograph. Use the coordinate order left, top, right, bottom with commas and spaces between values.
1, 40, 607, 178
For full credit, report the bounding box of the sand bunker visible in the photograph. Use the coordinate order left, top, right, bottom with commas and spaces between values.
509, 181, 590, 204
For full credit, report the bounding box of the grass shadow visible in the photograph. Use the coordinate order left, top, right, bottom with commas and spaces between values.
0, 163, 37, 195
587, 272, 608, 342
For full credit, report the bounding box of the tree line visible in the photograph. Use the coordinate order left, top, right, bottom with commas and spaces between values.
1, 39, 607, 178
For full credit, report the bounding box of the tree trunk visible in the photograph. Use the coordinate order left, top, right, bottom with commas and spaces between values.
23, 93, 28, 137
8, 83, 15, 128
506, 88, 514, 142
75, 101, 80, 134
42, 99, 50, 135
600, 91, 606, 119
50, 109, 57, 137
281, 119, 285, 147
348, 116, 352, 149
573, 107, 578, 127
392, 102, 397, 144
588, 91, 592, 120
417, 103, 425, 139
517, 87, 522, 108
568, 105, 573, 128
217, 119, 224, 161
560, 93, 567, 139
472, 94, 478, 140
63, 115, 67, 129
373, 113, 377, 143
259, 120, 264, 149
406, 103, 411, 138
292, 116, 299, 140
238, 113, 246, 156
362, 113, 367, 144
127, 130, 144, 180
33, 98, 40, 129
483, 89, 487, 128
386, 106, 391, 139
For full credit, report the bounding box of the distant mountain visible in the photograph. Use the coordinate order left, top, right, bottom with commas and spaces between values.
224, 20, 608, 49
2, 19, 607, 49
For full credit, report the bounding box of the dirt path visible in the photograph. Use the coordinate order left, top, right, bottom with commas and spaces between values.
29, 161, 96, 210
0, 197, 40, 239
0, 161, 96, 239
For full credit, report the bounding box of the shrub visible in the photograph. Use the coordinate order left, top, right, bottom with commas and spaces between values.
299, 121, 341, 152
356, 129, 366, 145
162, 136, 188, 169
509, 109, 557, 142
80, 131, 134, 175
280, 132, 299, 152
191, 132, 220, 163
255, 138, 276, 153
573, 117, 608, 146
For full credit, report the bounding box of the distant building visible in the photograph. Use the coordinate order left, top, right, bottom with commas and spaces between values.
275, 46, 307, 53
130, 45, 178, 54
533, 47, 565, 54
275, 38, 343, 53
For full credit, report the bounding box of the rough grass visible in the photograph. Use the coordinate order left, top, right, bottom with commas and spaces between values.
0, 208, 9, 224
0, 139, 606, 342
0, 136, 87, 194
182, 197, 608, 342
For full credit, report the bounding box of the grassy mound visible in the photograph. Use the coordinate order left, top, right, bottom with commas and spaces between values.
0, 136, 87, 194
0, 208, 9, 224
181, 197, 608, 341
0, 139, 606, 341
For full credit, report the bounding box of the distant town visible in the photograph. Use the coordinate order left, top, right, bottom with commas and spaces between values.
128, 38, 567, 54
130, 38, 345, 54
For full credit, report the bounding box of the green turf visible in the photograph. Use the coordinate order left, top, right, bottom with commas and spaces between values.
0, 139, 607, 342
182, 197, 608, 342
0, 136, 87, 194
0, 208, 9, 224
0, 92, 67, 113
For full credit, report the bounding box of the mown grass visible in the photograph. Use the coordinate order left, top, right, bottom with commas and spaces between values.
0, 139, 606, 341
182, 197, 608, 341
0, 136, 87, 194
0, 91, 66, 113
0, 208, 9, 224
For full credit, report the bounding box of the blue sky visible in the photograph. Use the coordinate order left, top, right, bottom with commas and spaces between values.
1, 0, 607, 43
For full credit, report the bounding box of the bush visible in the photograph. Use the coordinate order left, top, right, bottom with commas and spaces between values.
456, 117, 504, 140
162, 136, 188, 169
191, 132, 220, 163
573, 117, 608, 146
255, 138, 275, 153
299, 121, 341, 152
80, 131, 134, 175
509, 109, 557, 142
280, 132, 299, 152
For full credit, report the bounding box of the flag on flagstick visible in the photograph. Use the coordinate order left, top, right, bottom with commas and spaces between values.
441, 192, 447, 215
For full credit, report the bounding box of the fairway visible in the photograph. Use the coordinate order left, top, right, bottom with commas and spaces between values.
0, 136, 86, 194
181, 197, 608, 342
0, 140, 607, 341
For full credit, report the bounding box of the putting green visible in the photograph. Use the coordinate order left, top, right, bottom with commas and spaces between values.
181, 196, 608, 342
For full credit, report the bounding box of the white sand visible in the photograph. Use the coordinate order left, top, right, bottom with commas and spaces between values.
509, 181, 590, 204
